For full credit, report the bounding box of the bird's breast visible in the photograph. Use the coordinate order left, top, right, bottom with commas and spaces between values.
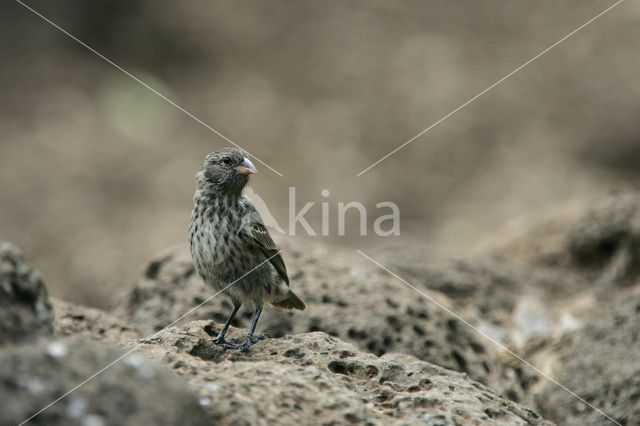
189, 203, 247, 279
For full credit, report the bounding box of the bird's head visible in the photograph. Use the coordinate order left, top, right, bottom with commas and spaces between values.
196, 148, 257, 195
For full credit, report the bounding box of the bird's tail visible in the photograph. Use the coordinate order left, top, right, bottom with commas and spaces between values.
271, 291, 306, 310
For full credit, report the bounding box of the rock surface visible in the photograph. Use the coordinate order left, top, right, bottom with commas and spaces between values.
532, 287, 640, 426
481, 189, 640, 425
0, 241, 54, 346
369, 248, 587, 345
132, 320, 551, 425
50, 300, 552, 425
112, 238, 593, 403
53, 298, 141, 343
485, 190, 640, 287
0, 338, 213, 426
111, 241, 507, 392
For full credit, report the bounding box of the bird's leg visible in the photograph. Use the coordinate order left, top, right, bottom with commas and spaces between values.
239, 305, 264, 352
220, 305, 268, 351
212, 304, 240, 346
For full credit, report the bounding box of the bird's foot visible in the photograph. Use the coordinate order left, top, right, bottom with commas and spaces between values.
212, 334, 233, 346
212, 337, 227, 346
250, 333, 269, 343
238, 339, 253, 352
217, 334, 269, 351
217, 339, 251, 351
218, 342, 242, 350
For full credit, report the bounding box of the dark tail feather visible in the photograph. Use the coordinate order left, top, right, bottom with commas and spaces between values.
271, 291, 306, 311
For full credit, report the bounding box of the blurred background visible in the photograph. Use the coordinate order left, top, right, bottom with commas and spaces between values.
1, 0, 639, 307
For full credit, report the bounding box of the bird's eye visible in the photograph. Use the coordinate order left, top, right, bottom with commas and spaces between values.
221, 157, 232, 166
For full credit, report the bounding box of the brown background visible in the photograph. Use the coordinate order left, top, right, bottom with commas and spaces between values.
1, 0, 638, 306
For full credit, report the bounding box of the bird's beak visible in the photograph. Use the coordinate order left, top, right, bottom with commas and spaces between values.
237, 157, 257, 175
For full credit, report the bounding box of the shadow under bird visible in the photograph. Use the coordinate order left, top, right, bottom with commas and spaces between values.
189, 148, 306, 351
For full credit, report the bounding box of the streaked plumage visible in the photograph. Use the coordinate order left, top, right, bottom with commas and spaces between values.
189, 148, 305, 351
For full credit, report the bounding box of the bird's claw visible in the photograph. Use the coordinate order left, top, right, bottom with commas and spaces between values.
239, 340, 253, 352
213, 339, 229, 347
213, 335, 243, 345
212, 335, 228, 345
218, 340, 251, 351
215, 333, 269, 351
250, 333, 268, 343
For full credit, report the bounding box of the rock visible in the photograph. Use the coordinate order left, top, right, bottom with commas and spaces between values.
132, 320, 552, 425
112, 237, 593, 402
532, 287, 640, 425
53, 298, 141, 344
567, 191, 640, 286
369, 248, 587, 345
0, 338, 213, 426
485, 190, 640, 287
346, 248, 595, 408
0, 241, 54, 345
111, 245, 202, 333
54, 298, 552, 424
112, 241, 506, 391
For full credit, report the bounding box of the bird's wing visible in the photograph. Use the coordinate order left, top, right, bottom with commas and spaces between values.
244, 187, 286, 234
241, 205, 289, 285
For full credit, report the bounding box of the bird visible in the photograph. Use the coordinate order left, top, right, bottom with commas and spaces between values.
189, 147, 306, 351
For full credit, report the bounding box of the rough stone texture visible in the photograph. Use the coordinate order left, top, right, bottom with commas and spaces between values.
480, 191, 640, 424
112, 237, 593, 403
111, 241, 509, 392
531, 287, 640, 426
0, 241, 54, 345
54, 301, 544, 424
132, 320, 551, 426
111, 245, 202, 333
369, 248, 587, 345
567, 191, 640, 286
0, 338, 213, 426
485, 190, 640, 287
53, 298, 141, 343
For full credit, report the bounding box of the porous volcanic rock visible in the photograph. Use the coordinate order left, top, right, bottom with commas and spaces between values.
0, 241, 54, 345
112, 241, 506, 390
0, 338, 213, 426
485, 190, 640, 287
369, 247, 587, 344
532, 287, 640, 426
54, 299, 552, 424
132, 320, 552, 425
53, 298, 141, 344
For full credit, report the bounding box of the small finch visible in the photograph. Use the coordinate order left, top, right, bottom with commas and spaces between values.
189, 148, 306, 351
